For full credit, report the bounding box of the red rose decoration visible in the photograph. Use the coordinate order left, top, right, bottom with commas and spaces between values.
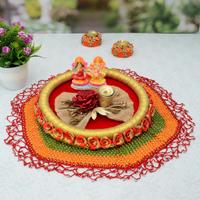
75, 135, 87, 148
88, 136, 100, 150
124, 129, 134, 143
36, 108, 44, 122
149, 103, 155, 117
142, 117, 150, 132
100, 136, 112, 149
63, 131, 74, 145
132, 126, 143, 136
72, 90, 99, 112
51, 128, 64, 141
113, 133, 124, 146
43, 122, 52, 132
146, 100, 155, 119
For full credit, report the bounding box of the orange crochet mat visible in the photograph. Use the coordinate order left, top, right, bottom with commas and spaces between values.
4, 69, 195, 180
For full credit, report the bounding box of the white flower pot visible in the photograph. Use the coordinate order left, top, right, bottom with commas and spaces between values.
0, 63, 28, 90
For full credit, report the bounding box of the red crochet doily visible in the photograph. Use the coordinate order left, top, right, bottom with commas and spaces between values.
4, 69, 195, 181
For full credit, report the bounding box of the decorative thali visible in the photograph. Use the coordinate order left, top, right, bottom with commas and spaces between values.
2, 26, 195, 180
35, 69, 154, 150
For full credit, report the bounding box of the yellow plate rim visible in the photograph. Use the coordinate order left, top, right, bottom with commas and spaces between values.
38, 69, 149, 137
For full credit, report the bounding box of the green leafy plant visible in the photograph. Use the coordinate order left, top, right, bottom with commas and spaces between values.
148, 0, 180, 33
51, 0, 78, 25
105, 11, 119, 27
181, 0, 200, 32
104, 0, 121, 31
128, 0, 180, 33
0, 21, 41, 68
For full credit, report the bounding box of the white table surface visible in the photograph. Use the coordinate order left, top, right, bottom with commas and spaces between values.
0, 33, 200, 200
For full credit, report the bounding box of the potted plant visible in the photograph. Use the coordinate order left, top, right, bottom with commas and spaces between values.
0, 21, 40, 90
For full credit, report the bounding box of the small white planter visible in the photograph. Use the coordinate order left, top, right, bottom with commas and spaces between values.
0, 63, 28, 90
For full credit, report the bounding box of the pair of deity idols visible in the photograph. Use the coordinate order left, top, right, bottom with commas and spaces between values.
71, 56, 107, 90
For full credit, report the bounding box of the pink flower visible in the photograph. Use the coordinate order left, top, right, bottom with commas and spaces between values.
28, 34, 33, 40
24, 34, 33, 44
18, 31, 33, 44
18, 31, 26, 40
2, 46, 10, 54
0, 28, 6, 36
0, 17, 5, 22
12, 22, 25, 30
23, 47, 31, 56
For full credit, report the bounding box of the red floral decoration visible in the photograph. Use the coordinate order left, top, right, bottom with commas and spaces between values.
63, 131, 74, 145
149, 103, 155, 117
35, 108, 44, 123
51, 128, 64, 141
72, 90, 99, 112
100, 136, 112, 149
42, 122, 53, 132
124, 129, 134, 142
88, 136, 100, 150
132, 126, 143, 136
113, 133, 124, 146
75, 135, 87, 148
142, 117, 150, 132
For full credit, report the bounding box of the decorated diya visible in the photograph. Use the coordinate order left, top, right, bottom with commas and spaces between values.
81, 30, 102, 47
98, 85, 114, 107
34, 57, 155, 150
112, 40, 134, 58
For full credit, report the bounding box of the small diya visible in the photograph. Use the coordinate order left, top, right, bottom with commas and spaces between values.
81, 30, 102, 47
112, 40, 134, 58
98, 85, 114, 107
